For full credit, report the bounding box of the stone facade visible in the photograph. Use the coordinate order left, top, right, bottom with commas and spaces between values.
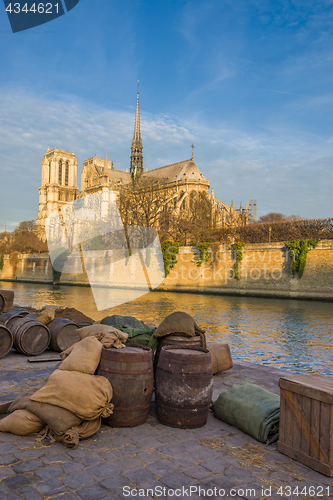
36, 148, 78, 226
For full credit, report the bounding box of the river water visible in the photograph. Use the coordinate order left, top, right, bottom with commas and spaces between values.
1, 281, 333, 377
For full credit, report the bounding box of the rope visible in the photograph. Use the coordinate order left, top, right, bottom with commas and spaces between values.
198, 331, 207, 349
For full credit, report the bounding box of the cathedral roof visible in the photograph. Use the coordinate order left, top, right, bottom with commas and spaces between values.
142, 159, 209, 185
108, 169, 132, 185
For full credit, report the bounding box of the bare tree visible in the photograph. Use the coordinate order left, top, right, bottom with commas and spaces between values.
0, 220, 47, 254
117, 177, 172, 231
259, 212, 302, 223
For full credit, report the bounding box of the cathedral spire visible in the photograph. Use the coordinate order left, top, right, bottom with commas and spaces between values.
130, 82, 143, 178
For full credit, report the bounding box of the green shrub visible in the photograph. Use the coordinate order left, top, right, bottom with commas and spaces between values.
232, 242, 245, 280
284, 239, 320, 278
196, 242, 210, 267
161, 241, 180, 276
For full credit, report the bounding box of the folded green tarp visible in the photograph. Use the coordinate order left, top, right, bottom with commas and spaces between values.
101, 315, 158, 352
212, 380, 280, 444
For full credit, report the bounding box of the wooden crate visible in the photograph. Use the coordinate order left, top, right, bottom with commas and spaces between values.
277, 374, 333, 477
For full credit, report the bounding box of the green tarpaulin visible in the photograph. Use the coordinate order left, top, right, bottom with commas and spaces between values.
212, 380, 280, 444
101, 315, 158, 352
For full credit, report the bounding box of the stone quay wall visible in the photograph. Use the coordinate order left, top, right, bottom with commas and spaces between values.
0, 239, 333, 301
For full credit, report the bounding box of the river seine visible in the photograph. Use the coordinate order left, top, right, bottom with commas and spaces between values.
1, 281, 332, 377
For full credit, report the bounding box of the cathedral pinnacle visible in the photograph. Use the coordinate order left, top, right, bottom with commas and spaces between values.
130, 82, 143, 178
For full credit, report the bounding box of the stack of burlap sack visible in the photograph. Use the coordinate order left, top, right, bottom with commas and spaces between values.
0, 324, 129, 448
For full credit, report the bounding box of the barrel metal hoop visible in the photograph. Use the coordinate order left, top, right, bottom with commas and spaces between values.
114, 403, 150, 412
99, 367, 153, 375
156, 400, 211, 411
156, 366, 212, 377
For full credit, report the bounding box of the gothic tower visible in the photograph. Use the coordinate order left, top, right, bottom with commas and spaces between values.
130, 84, 143, 179
36, 148, 78, 227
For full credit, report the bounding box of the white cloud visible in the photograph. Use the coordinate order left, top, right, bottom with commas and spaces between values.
0, 85, 332, 231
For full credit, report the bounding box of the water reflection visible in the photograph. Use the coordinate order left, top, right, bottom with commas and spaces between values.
1, 281, 332, 376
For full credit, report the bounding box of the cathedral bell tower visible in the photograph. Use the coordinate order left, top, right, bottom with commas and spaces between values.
130, 83, 143, 179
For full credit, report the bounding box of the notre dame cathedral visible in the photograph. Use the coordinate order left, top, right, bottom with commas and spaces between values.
36, 90, 250, 229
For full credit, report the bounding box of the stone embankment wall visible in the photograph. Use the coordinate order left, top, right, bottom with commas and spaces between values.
0, 240, 333, 300
159, 240, 333, 300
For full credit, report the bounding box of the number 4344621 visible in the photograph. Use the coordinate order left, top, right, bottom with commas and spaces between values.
6, 3, 59, 14
277, 485, 330, 496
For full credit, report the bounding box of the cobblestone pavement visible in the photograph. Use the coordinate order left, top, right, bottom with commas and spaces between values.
1, 352, 332, 500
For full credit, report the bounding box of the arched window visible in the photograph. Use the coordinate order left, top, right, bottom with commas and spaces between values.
58, 160, 63, 185
65, 161, 69, 186
190, 191, 196, 210
48, 162, 51, 183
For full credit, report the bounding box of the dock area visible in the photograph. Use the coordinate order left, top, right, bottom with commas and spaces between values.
0, 352, 332, 500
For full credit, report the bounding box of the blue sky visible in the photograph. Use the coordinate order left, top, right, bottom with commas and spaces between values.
1, 0, 333, 230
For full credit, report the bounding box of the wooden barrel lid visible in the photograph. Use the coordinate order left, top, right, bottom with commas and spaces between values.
168, 348, 203, 355
53, 324, 80, 351
15, 321, 50, 355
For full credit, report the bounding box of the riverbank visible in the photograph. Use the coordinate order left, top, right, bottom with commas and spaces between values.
1, 240, 333, 302
1, 351, 332, 500
2, 282, 333, 377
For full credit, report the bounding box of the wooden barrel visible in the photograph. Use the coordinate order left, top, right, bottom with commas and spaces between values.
0, 290, 14, 313
0, 325, 13, 358
48, 318, 80, 352
11, 319, 51, 356
154, 335, 202, 374
25, 312, 39, 319
206, 341, 233, 375
0, 308, 29, 324
8, 316, 36, 334
96, 344, 154, 427
5, 314, 32, 330
155, 346, 213, 429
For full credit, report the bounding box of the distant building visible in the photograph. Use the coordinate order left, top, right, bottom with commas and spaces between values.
37, 90, 249, 228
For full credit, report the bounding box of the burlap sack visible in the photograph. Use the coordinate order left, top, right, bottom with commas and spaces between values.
77, 324, 128, 342
41, 305, 57, 311
9, 389, 82, 435
58, 337, 102, 374
39, 416, 102, 449
57, 417, 102, 448
100, 332, 126, 349
37, 308, 55, 325
59, 344, 74, 360
154, 311, 205, 338
0, 409, 45, 435
30, 370, 114, 420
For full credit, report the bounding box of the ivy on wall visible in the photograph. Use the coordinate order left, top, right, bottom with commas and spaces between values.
161, 241, 180, 276
0, 254, 4, 271
232, 242, 245, 280
284, 239, 320, 278
196, 242, 210, 267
